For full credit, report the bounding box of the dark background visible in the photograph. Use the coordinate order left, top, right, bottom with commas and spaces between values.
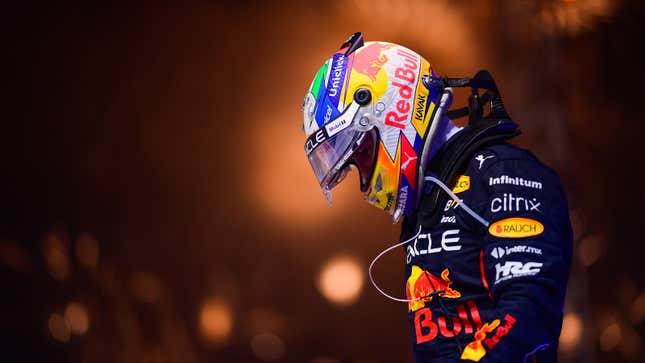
2, 1, 644, 362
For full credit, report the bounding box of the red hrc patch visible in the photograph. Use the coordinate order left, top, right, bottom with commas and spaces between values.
414, 300, 483, 344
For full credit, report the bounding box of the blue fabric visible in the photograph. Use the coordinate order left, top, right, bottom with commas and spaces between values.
404, 143, 572, 362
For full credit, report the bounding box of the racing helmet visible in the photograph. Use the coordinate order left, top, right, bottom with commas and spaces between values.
302, 33, 447, 222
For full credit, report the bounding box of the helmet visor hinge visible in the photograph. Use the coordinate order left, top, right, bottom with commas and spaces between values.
340, 32, 365, 55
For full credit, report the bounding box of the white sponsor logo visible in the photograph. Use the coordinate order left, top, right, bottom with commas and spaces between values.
324, 114, 351, 137
444, 199, 462, 211
491, 245, 543, 259
406, 230, 461, 264
489, 175, 542, 190
401, 152, 417, 170
304, 129, 327, 155
440, 215, 456, 224
475, 154, 495, 169
327, 55, 346, 98
396, 185, 409, 213
324, 104, 333, 122
490, 193, 541, 213
494, 261, 543, 284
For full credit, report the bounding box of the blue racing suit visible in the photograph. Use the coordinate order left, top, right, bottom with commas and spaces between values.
401, 141, 573, 362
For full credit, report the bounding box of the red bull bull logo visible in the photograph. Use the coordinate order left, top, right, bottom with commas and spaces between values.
406, 265, 461, 312
460, 314, 516, 362
352, 42, 392, 81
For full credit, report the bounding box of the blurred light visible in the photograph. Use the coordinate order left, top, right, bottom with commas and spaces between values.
199, 297, 233, 345
568, 209, 585, 241
310, 357, 340, 363
317, 255, 364, 307
42, 231, 70, 281
559, 312, 583, 352
208, 268, 241, 301
599, 323, 622, 352
250, 333, 285, 362
143, 346, 164, 363
0, 240, 31, 273
100, 264, 117, 295
75, 232, 99, 268
64, 302, 90, 335
538, 0, 617, 36
342, 0, 479, 72
130, 271, 162, 303
48, 313, 71, 343
247, 307, 286, 335
617, 324, 643, 361
577, 234, 604, 267
618, 279, 638, 309
630, 291, 645, 324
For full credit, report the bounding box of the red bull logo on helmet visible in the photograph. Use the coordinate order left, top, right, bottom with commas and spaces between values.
351, 42, 393, 82
384, 48, 420, 131
406, 265, 461, 312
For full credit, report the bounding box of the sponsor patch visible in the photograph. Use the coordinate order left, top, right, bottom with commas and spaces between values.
444, 198, 462, 211
384, 192, 395, 212
475, 154, 495, 169
384, 48, 419, 130
399, 136, 417, 185
488, 218, 544, 238
461, 314, 516, 361
440, 215, 456, 224
490, 245, 543, 259
414, 300, 483, 344
494, 261, 543, 284
406, 230, 461, 263
490, 193, 541, 213
484, 314, 516, 350
407, 266, 460, 312
396, 185, 409, 214
489, 175, 542, 190
352, 42, 391, 82
460, 319, 500, 361
452, 175, 471, 194
327, 53, 347, 107
324, 113, 351, 136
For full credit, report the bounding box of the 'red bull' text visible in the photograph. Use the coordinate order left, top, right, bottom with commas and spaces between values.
414, 300, 483, 344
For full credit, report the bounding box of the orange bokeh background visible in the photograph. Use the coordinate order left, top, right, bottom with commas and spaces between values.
2, 1, 643, 362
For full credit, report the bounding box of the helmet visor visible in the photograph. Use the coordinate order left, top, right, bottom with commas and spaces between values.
304, 102, 362, 203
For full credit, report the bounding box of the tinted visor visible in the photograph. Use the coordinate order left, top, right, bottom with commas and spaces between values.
305, 102, 365, 203
308, 131, 357, 187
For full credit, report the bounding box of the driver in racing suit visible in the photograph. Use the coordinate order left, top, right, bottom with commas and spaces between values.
301, 33, 572, 362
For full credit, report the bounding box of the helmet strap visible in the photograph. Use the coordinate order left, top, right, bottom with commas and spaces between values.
424, 70, 511, 125
413, 89, 455, 215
